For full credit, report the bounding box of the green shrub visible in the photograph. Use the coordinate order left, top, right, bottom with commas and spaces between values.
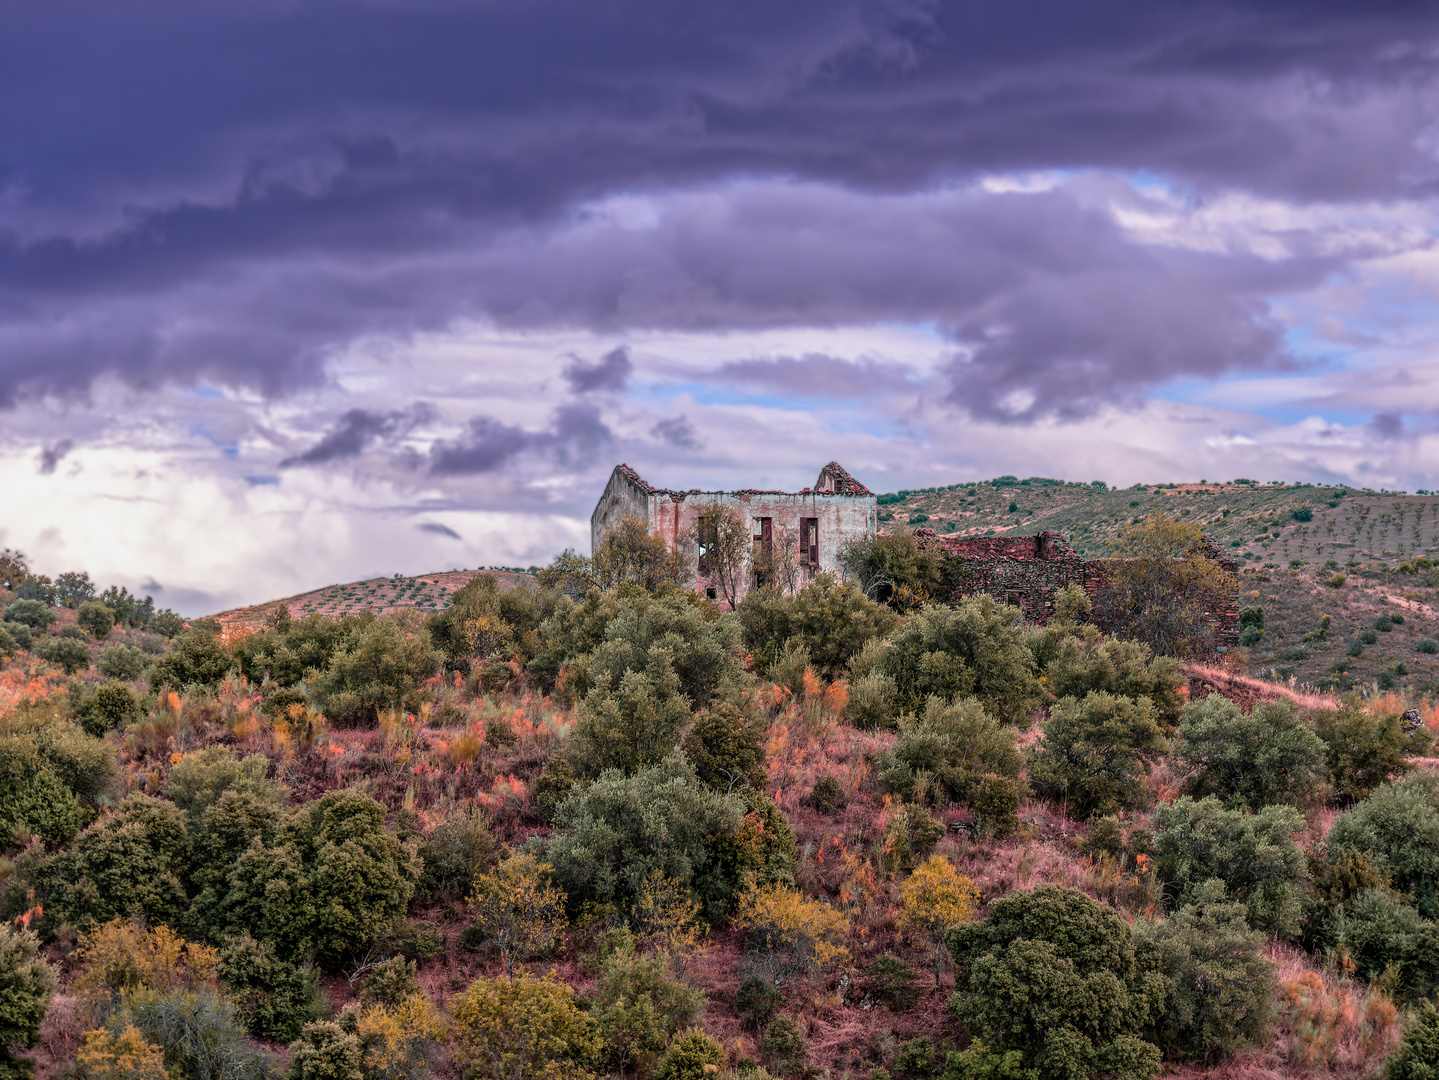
1327, 773, 1439, 917
1174, 695, 1324, 809
218, 932, 324, 1041
1311, 887, 1439, 1001
77, 600, 116, 638
760, 1016, 806, 1076
865, 955, 920, 1012
8, 793, 189, 936
736, 976, 783, 1031
1362, 628, 1380, 645
1037, 625, 1184, 725
0, 706, 117, 845
654, 1030, 725, 1080
149, 629, 233, 692
149, 610, 187, 638
971, 774, 1024, 838
232, 612, 364, 688
77, 681, 144, 736
287, 1020, 361, 1080
1388, 1002, 1439, 1080
3, 600, 53, 632
98, 644, 149, 682
1312, 702, 1409, 805
306, 613, 442, 725
847, 670, 898, 730
36, 634, 92, 675
418, 808, 496, 902
0, 623, 31, 652
681, 702, 767, 794
879, 697, 1023, 808
448, 974, 601, 1080
572, 662, 692, 775
1140, 880, 1275, 1062
126, 987, 272, 1080
359, 956, 420, 1009
167, 746, 284, 821
1152, 796, 1308, 936
945, 886, 1163, 1080
881, 596, 1039, 722
807, 775, 844, 814
736, 575, 899, 677
578, 593, 742, 710
206, 789, 420, 967
882, 804, 945, 873
592, 935, 704, 1075
1419, 638, 1439, 655
1293, 507, 1313, 522
0, 925, 56, 1079
0, 626, 17, 663
547, 754, 751, 921
1028, 692, 1167, 819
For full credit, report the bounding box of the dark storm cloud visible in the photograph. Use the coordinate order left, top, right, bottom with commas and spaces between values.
564, 347, 633, 394
429, 402, 614, 476
714, 354, 921, 399
1, 0, 1436, 411
1371, 412, 1405, 440
652, 416, 702, 450
37, 440, 73, 475
280, 404, 434, 467
418, 522, 463, 540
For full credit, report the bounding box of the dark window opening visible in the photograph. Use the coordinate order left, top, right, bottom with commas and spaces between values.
705, 587, 717, 600
753, 517, 774, 588
697, 519, 718, 575
802, 517, 819, 566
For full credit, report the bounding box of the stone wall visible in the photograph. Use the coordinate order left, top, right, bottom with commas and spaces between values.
914, 527, 1240, 657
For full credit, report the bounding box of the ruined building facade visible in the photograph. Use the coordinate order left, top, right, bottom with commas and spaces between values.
592, 462, 877, 603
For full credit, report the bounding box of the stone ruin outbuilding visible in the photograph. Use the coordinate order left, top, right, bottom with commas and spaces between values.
592, 462, 878, 604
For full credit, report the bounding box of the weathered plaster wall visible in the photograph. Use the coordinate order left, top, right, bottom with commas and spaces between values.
592, 463, 877, 605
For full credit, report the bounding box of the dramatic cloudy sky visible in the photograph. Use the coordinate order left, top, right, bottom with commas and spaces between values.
7, 0, 1439, 612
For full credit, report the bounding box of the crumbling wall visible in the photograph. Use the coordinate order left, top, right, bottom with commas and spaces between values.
915, 528, 1240, 657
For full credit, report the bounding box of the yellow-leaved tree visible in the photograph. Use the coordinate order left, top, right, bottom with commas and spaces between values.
734, 882, 850, 985
356, 994, 449, 1080
76, 1025, 169, 1080
450, 973, 601, 1080
900, 855, 980, 986
75, 920, 219, 1020
469, 852, 568, 976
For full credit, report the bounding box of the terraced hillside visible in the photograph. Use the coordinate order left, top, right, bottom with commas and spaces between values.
209, 567, 534, 634
879, 476, 1439, 566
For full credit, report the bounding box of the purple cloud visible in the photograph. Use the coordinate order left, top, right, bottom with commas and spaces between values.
564, 347, 633, 393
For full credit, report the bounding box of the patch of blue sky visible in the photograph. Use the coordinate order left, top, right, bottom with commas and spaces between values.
188, 424, 239, 458
627, 380, 852, 411
187, 385, 225, 400
245, 474, 280, 486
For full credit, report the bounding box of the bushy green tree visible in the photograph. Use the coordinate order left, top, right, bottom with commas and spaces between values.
1152, 796, 1308, 936
9, 793, 190, 937
579, 593, 742, 710
1388, 1002, 1439, 1080
36, 634, 92, 675
287, 1020, 361, 1080
417, 808, 495, 902
839, 532, 969, 609
1028, 692, 1168, 819
1311, 887, 1439, 1001
205, 790, 420, 967
0, 704, 117, 844
881, 596, 1039, 722
0, 627, 16, 663
1174, 695, 1325, 810
1312, 701, 1410, 805
591, 933, 704, 1076
1035, 625, 1184, 726
736, 575, 899, 677
0, 924, 56, 1080
1139, 880, 1276, 1063
449, 974, 600, 1080
2, 600, 53, 632
149, 629, 233, 692
0, 624, 31, 653
681, 702, 767, 794
547, 754, 753, 920
218, 932, 324, 1042
77, 600, 117, 638
572, 660, 692, 776
1327, 773, 1439, 917
231, 612, 363, 688
878, 697, 1023, 811
655, 1031, 725, 1080
98, 644, 150, 682
306, 613, 442, 726
945, 886, 1164, 1080
427, 573, 556, 671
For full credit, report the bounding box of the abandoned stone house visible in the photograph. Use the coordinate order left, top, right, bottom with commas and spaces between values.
592, 462, 878, 603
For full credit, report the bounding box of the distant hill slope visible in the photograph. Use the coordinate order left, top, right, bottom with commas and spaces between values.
209, 568, 534, 634
882, 476, 1439, 694
879, 476, 1439, 567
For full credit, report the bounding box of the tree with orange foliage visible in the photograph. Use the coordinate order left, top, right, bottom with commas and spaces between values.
900, 855, 979, 986
734, 882, 850, 985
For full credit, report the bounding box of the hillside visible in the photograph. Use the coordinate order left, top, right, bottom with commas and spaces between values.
208, 568, 535, 633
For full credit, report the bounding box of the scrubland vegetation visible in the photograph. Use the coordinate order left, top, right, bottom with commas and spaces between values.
2, 514, 1439, 1080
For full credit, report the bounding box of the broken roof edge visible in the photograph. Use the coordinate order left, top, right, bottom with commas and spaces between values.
612, 462, 873, 499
